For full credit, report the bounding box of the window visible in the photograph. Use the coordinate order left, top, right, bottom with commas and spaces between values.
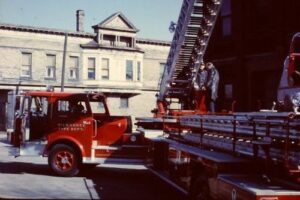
30, 97, 48, 116
90, 102, 106, 114
224, 84, 233, 99
101, 58, 109, 80
221, 0, 232, 37
137, 61, 141, 81
120, 36, 132, 47
120, 97, 129, 108
160, 63, 166, 78
21, 97, 30, 114
126, 60, 133, 81
88, 58, 96, 80
45, 54, 56, 79
289, 56, 300, 86
57, 100, 70, 112
69, 56, 79, 80
103, 35, 115, 46
57, 100, 87, 114
21, 52, 32, 78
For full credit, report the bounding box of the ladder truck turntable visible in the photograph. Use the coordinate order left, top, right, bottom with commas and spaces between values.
136, 0, 300, 199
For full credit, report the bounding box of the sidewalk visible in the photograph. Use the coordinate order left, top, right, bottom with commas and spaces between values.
0, 131, 98, 199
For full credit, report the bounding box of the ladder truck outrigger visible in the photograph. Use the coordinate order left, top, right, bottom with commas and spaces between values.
136, 0, 300, 199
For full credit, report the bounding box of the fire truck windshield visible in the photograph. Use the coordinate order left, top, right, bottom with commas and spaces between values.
89, 101, 106, 114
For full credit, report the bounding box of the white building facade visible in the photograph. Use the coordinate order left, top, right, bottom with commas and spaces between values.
0, 11, 170, 130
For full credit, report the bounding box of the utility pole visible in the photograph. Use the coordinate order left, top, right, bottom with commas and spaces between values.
61, 33, 68, 92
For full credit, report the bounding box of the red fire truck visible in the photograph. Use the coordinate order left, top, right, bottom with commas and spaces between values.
136, 0, 300, 199
12, 91, 148, 176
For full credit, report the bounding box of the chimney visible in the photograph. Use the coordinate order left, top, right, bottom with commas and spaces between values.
76, 10, 85, 32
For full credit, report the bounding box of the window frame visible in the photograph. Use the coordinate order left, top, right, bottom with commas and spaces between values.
120, 97, 129, 108
21, 52, 32, 78
137, 61, 141, 81
220, 0, 232, 37
45, 54, 56, 80
126, 60, 133, 81
69, 56, 79, 80
87, 57, 96, 80
101, 58, 110, 80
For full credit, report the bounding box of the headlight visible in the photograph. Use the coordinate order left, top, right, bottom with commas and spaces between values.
130, 135, 137, 142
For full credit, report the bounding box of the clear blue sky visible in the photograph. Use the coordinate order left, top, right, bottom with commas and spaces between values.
0, 0, 182, 41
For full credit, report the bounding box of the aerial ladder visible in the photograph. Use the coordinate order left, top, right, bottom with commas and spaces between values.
136, 0, 300, 199
155, 0, 222, 116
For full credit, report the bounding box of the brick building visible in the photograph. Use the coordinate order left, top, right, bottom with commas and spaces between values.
0, 11, 170, 130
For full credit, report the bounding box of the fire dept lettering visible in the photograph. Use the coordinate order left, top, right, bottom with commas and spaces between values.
57, 123, 86, 131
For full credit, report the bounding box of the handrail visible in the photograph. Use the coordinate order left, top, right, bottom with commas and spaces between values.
93, 119, 98, 138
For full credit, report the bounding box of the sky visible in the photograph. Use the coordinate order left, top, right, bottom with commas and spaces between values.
0, 0, 182, 41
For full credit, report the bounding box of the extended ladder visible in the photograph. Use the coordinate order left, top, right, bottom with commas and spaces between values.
158, 0, 222, 100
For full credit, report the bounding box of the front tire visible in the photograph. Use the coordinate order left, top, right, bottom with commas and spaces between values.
48, 144, 81, 177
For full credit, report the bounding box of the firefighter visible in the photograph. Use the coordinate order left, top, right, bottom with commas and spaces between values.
205, 62, 219, 112
70, 101, 85, 114
194, 62, 208, 112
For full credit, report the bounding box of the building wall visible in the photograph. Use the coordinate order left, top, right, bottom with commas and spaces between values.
107, 91, 157, 125
138, 43, 169, 89
0, 30, 88, 87
81, 48, 144, 88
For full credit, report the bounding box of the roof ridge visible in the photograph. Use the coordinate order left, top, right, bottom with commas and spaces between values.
0, 22, 94, 37
92, 12, 139, 32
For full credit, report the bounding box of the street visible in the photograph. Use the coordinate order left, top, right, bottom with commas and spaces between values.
0, 133, 186, 199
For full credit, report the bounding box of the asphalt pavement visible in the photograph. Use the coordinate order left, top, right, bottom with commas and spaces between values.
0, 132, 185, 199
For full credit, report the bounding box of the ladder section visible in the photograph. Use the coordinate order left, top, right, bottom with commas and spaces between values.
177, 112, 300, 174
158, 0, 222, 100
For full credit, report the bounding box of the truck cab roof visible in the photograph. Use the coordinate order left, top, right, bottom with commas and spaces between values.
22, 91, 106, 99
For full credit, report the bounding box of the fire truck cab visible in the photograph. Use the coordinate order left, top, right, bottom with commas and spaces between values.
13, 91, 148, 176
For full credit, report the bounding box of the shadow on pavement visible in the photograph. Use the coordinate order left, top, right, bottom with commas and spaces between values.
0, 161, 52, 176
79, 166, 186, 200
0, 160, 186, 199
0, 134, 186, 200
0, 161, 186, 199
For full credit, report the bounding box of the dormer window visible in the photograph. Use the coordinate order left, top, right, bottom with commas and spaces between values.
103, 35, 116, 46
92, 12, 139, 49
120, 36, 132, 47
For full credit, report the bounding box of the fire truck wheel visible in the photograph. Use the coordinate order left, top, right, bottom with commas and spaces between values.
189, 176, 210, 200
48, 144, 80, 177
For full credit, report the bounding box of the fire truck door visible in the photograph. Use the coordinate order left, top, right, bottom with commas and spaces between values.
19, 96, 47, 156
50, 97, 94, 148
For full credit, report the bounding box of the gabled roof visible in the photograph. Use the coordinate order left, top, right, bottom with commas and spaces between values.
92, 12, 139, 33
